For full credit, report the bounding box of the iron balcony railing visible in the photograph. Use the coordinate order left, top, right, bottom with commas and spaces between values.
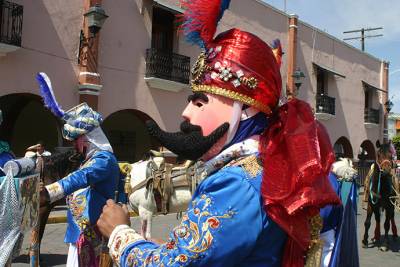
364, 108, 380, 124
316, 94, 335, 115
0, 0, 23, 47
145, 48, 190, 84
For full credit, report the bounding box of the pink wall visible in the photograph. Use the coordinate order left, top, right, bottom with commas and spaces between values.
0, 0, 83, 109
0, 0, 385, 158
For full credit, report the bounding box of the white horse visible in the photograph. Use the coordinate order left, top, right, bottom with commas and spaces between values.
128, 153, 195, 239
331, 158, 358, 181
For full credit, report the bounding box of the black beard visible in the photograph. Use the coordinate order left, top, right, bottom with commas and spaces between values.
146, 120, 229, 161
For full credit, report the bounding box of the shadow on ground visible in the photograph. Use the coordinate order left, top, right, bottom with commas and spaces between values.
13, 253, 67, 266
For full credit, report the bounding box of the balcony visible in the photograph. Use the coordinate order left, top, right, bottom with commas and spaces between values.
315, 94, 335, 120
364, 108, 380, 128
145, 48, 190, 92
0, 0, 23, 56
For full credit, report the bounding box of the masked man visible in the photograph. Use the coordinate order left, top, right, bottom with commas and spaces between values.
37, 73, 126, 267
0, 110, 15, 176
97, 1, 340, 266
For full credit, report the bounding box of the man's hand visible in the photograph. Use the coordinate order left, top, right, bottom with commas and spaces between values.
97, 199, 130, 238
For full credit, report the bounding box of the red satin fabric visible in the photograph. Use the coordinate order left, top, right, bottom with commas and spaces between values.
260, 99, 341, 266
203, 29, 282, 113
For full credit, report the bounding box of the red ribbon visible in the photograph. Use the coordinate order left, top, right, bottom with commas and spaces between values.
260, 98, 341, 266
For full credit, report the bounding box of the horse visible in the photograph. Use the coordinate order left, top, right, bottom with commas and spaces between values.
362, 142, 399, 251
332, 158, 358, 182
127, 150, 198, 239
31, 149, 80, 263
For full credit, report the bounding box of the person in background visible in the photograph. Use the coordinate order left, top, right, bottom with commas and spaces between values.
25, 141, 52, 158
36, 72, 126, 267
0, 109, 15, 176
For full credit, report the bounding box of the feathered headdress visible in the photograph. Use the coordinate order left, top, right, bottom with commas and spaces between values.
180, 0, 231, 49
36, 72, 65, 118
36, 72, 103, 140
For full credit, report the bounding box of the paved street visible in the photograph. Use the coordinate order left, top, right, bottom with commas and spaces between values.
13, 195, 400, 266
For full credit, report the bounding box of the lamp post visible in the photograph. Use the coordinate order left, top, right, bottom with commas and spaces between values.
84, 4, 109, 37
78, 4, 108, 69
384, 99, 394, 142
78, 2, 108, 110
385, 99, 394, 113
291, 68, 305, 98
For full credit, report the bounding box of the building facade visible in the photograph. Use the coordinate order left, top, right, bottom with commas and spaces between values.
0, 0, 389, 162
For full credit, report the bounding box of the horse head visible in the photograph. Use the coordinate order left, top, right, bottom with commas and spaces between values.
39, 149, 81, 185
376, 141, 394, 174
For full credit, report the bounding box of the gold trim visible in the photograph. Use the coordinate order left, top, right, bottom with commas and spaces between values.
192, 84, 272, 114
305, 215, 323, 267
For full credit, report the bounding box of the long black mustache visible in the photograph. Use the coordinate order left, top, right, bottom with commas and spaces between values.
146, 120, 229, 161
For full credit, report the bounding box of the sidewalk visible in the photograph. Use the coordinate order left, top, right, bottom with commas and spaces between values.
47, 205, 138, 224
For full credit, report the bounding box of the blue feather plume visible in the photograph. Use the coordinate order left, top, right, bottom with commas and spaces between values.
36, 72, 65, 118
181, 0, 231, 49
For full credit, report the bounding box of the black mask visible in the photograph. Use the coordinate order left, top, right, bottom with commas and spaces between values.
146, 120, 229, 161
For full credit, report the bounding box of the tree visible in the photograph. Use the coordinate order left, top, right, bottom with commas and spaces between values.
392, 135, 400, 159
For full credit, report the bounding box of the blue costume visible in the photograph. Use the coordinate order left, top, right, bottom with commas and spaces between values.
37, 72, 126, 266
46, 150, 126, 243
0, 142, 14, 176
108, 137, 287, 267
320, 173, 343, 234
0, 109, 14, 176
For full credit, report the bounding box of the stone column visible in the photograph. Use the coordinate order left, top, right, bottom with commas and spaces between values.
78, 0, 104, 110
382, 60, 390, 142
286, 14, 298, 99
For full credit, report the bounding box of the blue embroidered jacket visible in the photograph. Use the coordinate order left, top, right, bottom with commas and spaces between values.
46, 150, 126, 243
112, 155, 287, 267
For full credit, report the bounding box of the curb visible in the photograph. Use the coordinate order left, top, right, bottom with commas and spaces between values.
46, 211, 138, 225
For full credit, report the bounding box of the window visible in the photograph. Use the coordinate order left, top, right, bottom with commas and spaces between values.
316, 68, 327, 95
152, 7, 175, 52
364, 89, 370, 108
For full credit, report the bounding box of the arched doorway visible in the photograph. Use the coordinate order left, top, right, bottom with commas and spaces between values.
333, 136, 353, 159
102, 109, 159, 162
358, 140, 376, 161
0, 93, 61, 157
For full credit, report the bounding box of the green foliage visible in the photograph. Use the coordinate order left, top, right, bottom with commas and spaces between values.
392, 135, 400, 159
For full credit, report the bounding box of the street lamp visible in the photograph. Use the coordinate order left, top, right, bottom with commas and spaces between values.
385, 99, 394, 113
292, 67, 305, 90
78, 4, 108, 69
84, 4, 109, 37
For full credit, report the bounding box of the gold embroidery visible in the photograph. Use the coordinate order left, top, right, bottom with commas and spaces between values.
305, 215, 323, 267
226, 155, 263, 178
47, 183, 61, 194
192, 84, 272, 114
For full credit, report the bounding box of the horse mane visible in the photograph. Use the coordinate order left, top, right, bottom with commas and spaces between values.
41, 150, 80, 181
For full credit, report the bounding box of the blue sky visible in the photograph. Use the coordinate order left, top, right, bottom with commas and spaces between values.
263, 0, 400, 112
